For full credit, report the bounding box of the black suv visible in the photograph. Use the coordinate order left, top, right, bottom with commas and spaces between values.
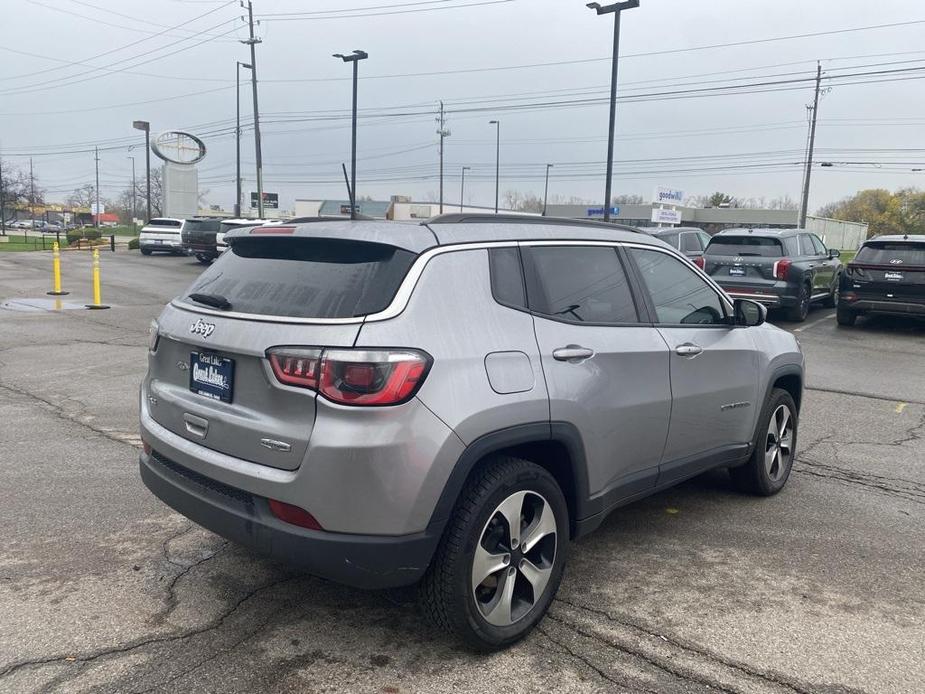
837, 234, 925, 326
700, 228, 843, 322
180, 218, 224, 264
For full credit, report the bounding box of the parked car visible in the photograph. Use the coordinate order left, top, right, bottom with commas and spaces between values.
698, 228, 842, 322
138, 218, 187, 255
639, 226, 712, 259
182, 218, 271, 264
139, 214, 804, 650
837, 234, 925, 326
42, 222, 63, 233
9, 220, 32, 229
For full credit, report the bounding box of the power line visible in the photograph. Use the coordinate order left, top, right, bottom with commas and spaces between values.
257, 0, 516, 21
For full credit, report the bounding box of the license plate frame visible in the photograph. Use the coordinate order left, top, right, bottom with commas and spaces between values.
884, 271, 904, 281
728, 266, 746, 277
189, 352, 235, 403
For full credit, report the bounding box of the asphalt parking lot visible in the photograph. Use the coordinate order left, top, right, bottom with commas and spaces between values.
1, 249, 922, 694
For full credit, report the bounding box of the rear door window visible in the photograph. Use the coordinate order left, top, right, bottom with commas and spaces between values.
679, 233, 702, 252
856, 242, 925, 265
799, 234, 817, 256
705, 236, 784, 257
523, 245, 639, 324
184, 237, 417, 319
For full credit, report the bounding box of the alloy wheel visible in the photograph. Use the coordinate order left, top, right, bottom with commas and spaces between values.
765, 404, 794, 482
471, 490, 557, 626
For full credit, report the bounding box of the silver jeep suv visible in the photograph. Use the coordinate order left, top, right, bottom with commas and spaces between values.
139, 214, 804, 650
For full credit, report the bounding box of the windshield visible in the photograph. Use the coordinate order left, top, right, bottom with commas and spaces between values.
705, 236, 784, 257
855, 242, 925, 266
184, 237, 417, 319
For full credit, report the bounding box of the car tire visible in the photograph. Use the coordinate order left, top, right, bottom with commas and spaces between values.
140, 248, 152, 256
419, 456, 569, 651
730, 388, 798, 496
785, 282, 811, 322
195, 254, 212, 265
836, 306, 857, 326
823, 275, 840, 308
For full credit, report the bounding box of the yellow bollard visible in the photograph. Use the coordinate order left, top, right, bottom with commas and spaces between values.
85, 248, 110, 310
47, 241, 70, 296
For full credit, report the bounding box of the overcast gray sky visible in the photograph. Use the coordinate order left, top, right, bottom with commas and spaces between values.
1, 0, 923, 212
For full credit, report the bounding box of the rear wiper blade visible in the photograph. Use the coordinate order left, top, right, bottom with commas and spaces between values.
188, 292, 232, 310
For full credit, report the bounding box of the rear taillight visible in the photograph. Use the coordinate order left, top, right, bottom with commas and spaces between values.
773, 258, 792, 281
266, 347, 431, 406
268, 499, 323, 530
693, 256, 705, 270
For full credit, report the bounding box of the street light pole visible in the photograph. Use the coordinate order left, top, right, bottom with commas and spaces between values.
242, 1, 264, 218
543, 163, 553, 216
460, 166, 470, 212
127, 155, 136, 232
132, 120, 151, 222
587, 0, 639, 222
489, 120, 500, 213
236, 61, 252, 218
334, 50, 369, 220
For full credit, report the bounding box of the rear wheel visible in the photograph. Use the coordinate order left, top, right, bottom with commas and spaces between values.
140, 248, 152, 256
785, 283, 811, 322
836, 305, 857, 326
823, 275, 840, 308
730, 388, 797, 496
420, 456, 568, 651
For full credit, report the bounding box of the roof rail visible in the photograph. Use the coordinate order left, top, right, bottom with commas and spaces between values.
285, 214, 376, 223
424, 212, 648, 234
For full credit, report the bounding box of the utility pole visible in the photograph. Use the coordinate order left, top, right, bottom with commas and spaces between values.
460, 165, 470, 212
489, 120, 500, 213
236, 61, 252, 218
334, 50, 368, 220
436, 101, 450, 214
588, 0, 639, 222
29, 158, 36, 230
0, 154, 5, 235
242, 1, 264, 218
94, 147, 100, 229
543, 163, 553, 216
799, 62, 822, 228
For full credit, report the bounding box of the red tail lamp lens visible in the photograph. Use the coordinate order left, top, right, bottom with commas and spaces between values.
266, 347, 431, 406
268, 499, 323, 530
693, 256, 705, 270
773, 258, 792, 281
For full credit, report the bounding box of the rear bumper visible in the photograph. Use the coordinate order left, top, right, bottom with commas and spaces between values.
140, 450, 439, 589
182, 242, 218, 256
140, 238, 183, 251
842, 298, 925, 316
719, 286, 798, 308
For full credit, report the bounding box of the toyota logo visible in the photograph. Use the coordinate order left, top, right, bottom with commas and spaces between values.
151, 130, 207, 165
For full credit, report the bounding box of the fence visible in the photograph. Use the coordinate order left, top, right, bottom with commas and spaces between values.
806, 217, 869, 251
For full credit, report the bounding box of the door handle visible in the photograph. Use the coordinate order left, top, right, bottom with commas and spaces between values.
552, 345, 595, 362
675, 343, 703, 357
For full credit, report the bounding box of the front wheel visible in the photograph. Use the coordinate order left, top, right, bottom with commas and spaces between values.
730, 388, 798, 496
420, 456, 569, 651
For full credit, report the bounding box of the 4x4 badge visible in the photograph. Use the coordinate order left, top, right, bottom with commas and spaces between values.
190, 318, 215, 338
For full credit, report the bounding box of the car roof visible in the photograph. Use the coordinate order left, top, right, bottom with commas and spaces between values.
640, 226, 704, 236
714, 227, 801, 238
865, 234, 925, 243
223, 214, 671, 254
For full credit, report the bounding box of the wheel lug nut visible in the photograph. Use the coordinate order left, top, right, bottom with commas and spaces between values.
502, 555, 510, 565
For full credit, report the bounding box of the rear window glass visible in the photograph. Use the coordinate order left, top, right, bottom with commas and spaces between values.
855, 242, 925, 266
184, 238, 417, 319
219, 222, 262, 234
705, 236, 784, 257
185, 219, 221, 232
146, 219, 182, 227
489, 247, 527, 310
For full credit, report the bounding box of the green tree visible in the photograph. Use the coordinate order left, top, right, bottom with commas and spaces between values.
815, 187, 925, 237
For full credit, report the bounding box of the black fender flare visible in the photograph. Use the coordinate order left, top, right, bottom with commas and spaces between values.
424, 421, 590, 538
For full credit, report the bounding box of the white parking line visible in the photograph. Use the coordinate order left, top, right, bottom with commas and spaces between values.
793, 311, 835, 333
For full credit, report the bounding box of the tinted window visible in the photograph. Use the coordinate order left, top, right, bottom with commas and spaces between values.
798, 235, 817, 256
705, 236, 784, 257
810, 235, 827, 255
525, 246, 638, 324
185, 219, 222, 232
698, 232, 712, 249
855, 242, 925, 266
783, 236, 800, 256
146, 219, 182, 227
219, 222, 262, 234
185, 237, 416, 319
630, 248, 727, 325
489, 247, 526, 310
680, 233, 702, 252
656, 232, 680, 249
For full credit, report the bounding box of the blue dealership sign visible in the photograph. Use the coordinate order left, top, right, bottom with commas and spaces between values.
587, 207, 620, 217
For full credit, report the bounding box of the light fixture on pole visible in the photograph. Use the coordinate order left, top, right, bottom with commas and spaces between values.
333, 50, 369, 221
587, 0, 639, 222
132, 120, 151, 222
489, 120, 500, 213
236, 61, 253, 218
460, 166, 471, 212
543, 163, 553, 216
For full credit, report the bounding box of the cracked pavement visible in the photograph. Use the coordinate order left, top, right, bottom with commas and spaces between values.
1, 251, 923, 693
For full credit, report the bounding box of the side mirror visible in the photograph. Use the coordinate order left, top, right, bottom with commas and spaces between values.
828, 248, 841, 259
734, 298, 766, 327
